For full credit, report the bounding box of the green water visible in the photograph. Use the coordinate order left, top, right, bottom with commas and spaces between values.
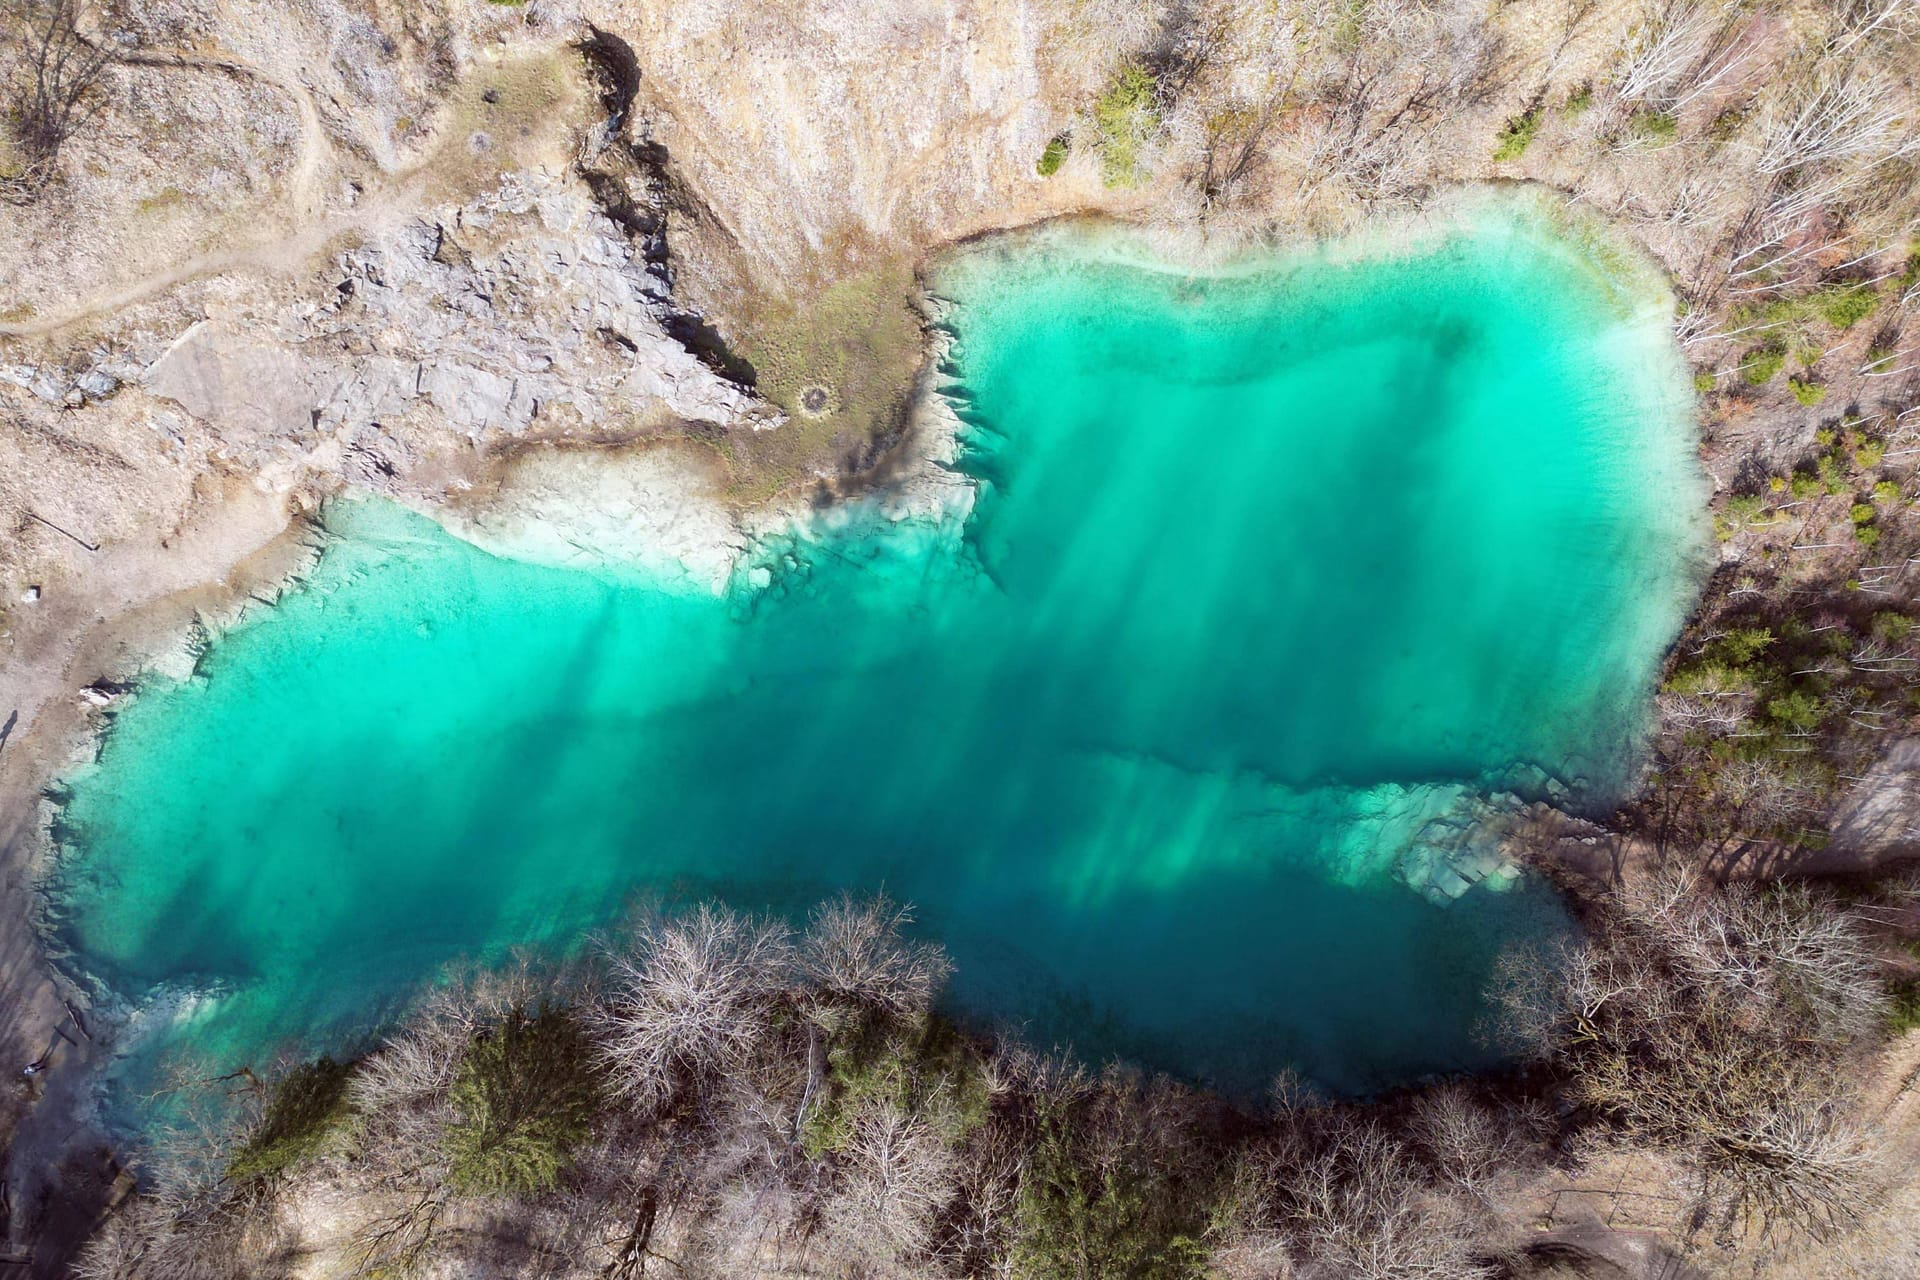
48, 203, 1706, 1107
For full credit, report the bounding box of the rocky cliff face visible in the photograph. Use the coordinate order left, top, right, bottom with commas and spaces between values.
0, 12, 1085, 1231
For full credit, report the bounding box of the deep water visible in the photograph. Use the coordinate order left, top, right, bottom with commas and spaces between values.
49, 204, 1708, 1114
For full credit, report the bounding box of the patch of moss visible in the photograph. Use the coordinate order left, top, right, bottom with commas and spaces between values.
729, 256, 924, 503
1561, 84, 1594, 118
136, 186, 187, 215
1706, 105, 1748, 142
1629, 109, 1679, 143
1493, 106, 1543, 162
1693, 370, 1717, 393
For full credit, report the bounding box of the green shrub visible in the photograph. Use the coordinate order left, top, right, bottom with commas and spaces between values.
1092, 62, 1159, 187
1817, 285, 1877, 330
1766, 690, 1824, 733
1666, 659, 1752, 696
1887, 980, 1920, 1034
1789, 470, 1822, 500
1874, 479, 1903, 504
1819, 454, 1848, 494
1036, 134, 1069, 177
1742, 345, 1785, 385
1711, 625, 1774, 666
1870, 612, 1912, 645
1857, 524, 1881, 547
1693, 370, 1717, 393
1857, 440, 1887, 470
1850, 503, 1877, 526
800, 1013, 989, 1158
1009, 1085, 1211, 1280
1788, 377, 1827, 407
1493, 107, 1543, 161
1561, 84, 1594, 117
445, 1007, 602, 1196
226, 1057, 355, 1183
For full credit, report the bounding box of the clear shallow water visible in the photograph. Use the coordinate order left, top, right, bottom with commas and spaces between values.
48, 204, 1706, 1112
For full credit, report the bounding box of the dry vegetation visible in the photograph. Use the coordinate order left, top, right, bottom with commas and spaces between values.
13, 0, 1920, 1276
70, 874, 1920, 1280
0, 0, 109, 198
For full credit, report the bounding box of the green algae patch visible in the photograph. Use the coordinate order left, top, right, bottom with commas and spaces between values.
51, 201, 1708, 1122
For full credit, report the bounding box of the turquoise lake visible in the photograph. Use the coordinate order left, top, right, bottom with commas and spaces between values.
48, 203, 1708, 1107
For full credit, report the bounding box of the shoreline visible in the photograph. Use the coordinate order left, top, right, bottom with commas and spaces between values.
2, 187, 1712, 1258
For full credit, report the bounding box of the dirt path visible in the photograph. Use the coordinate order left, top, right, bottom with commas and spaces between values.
115, 45, 335, 219
0, 44, 357, 341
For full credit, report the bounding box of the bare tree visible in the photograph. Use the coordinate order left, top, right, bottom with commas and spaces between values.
1284, 1119, 1494, 1280
1409, 1085, 1509, 1203
593, 904, 794, 1110
799, 893, 951, 1024
1496, 871, 1890, 1243
1615, 0, 1755, 115
1758, 67, 1918, 179
823, 1098, 961, 1264
1, 0, 110, 195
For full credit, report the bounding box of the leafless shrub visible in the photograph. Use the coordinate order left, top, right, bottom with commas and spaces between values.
938, 1109, 1027, 1275
1283, 1119, 1495, 1280
1758, 68, 1918, 179
823, 1098, 961, 1263
71, 1078, 284, 1280
1615, 0, 1754, 115
594, 903, 794, 1110
1286, 0, 1506, 211
800, 893, 951, 1024
1050, 0, 1174, 85
1711, 756, 1823, 832
1825, 0, 1920, 56
1495, 871, 1890, 1243
69, 1193, 262, 1280
1, 0, 110, 195
1409, 1085, 1510, 1202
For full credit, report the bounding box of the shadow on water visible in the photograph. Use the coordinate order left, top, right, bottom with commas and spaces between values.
46, 211, 1706, 1129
